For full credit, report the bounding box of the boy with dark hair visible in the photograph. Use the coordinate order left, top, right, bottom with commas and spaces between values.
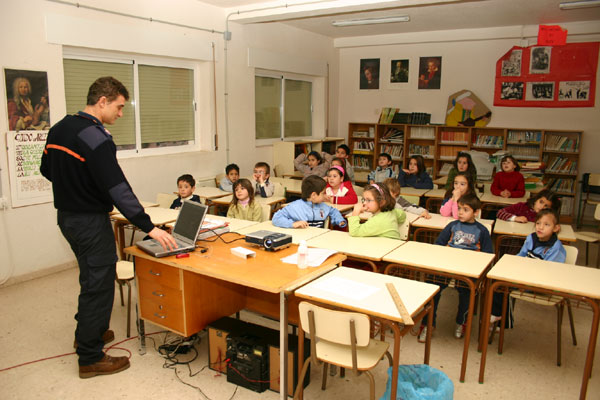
219, 163, 240, 192
336, 144, 355, 183
170, 174, 201, 209
417, 192, 493, 342
368, 152, 395, 184
251, 161, 274, 197
272, 175, 347, 229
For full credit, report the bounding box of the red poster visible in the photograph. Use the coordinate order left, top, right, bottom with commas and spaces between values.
494, 42, 599, 107
538, 25, 568, 46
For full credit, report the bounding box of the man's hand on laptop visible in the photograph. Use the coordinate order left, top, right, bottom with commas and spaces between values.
148, 227, 178, 250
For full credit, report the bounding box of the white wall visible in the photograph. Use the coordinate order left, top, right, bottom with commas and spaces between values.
0, 0, 337, 282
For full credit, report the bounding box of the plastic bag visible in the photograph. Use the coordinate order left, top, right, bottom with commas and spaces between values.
379, 364, 454, 400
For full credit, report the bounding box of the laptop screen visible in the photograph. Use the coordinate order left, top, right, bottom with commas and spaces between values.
172, 201, 207, 241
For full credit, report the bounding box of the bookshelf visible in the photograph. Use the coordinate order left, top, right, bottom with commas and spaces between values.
348, 122, 583, 222
348, 122, 377, 173
273, 137, 345, 176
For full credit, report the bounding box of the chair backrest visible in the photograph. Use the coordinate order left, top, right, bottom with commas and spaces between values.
272, 181, 286, 197
495, 235, 526, 260
215, 173, 226, 187
425, 198, 442, 213
260, 203, 271, 222
273, 164, 284, 177
413, 228, 440, 244
401, 194, 420, 206
298, 302, 370, 346
398, 215, 409, 240
353, 184, 364, 197
563, 245, 578, 265
156, 192, 178, 208
595, 204, 600, 221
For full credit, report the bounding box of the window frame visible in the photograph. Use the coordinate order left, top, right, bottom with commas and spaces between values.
63, 48, 202, 158
255, 69, 314, 146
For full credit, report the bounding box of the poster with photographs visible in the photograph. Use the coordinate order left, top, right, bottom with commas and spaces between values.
530, 46, 551, 74
558, 81, 591, 101
526, 82, 555, 101
501, 49, 522, 76
4, 69, 50, 131
418, 57, 442, 89
500, 82, 524, 100
390, 59, 409, 83
360, 58, 380, 90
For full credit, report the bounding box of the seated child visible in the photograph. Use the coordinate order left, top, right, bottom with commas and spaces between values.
417, 193, 493, 343
170, 174, 201, 209
294, 151, 333, 178
383, 178, 431, 219
397, 155, 433, 189
497, 189, 560, 222
347, 183, 406, 239
335, 144, 355, 183
272, 175, 347, 229
227, 179, 262, 222
491, 155, 525, 198
445, 152, 478, 190
251, 162, 274, 198
219, 163, 240, 192
325, 165, 358, 205
440, 172, 476, 219
490, 208, 566, 326
368, 152, 395, 184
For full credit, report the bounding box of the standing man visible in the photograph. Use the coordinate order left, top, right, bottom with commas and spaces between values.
40, 77, 177, 378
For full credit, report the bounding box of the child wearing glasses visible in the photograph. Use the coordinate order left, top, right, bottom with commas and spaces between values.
347, 183, 406, 239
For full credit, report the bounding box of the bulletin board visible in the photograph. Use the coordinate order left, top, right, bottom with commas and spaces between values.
494, 42, 599, 107
5, 131, 53, 208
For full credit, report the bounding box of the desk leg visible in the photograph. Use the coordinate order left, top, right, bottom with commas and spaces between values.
134, 274, 146, 355
580, 300, 599, 400
424, 298, 434, 365
280, 291, 288, 400
459, 279, 476, 382
390, 322, 401, 400
479, 280, 499, 383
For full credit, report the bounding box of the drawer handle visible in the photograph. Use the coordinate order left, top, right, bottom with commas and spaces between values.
152, 291, 164, 297
154, 312, 166, 319
148, 269, 161, 276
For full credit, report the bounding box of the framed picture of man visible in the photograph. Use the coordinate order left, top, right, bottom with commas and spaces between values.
360, 58, 380, 90
4, 69, 50, 131
390, 59, 409, 83
418, 57, 442, 90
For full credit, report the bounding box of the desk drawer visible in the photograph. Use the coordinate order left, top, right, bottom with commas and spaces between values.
139, 294, 184, 333
138, 278, 183, 310
135, 258, 181, 290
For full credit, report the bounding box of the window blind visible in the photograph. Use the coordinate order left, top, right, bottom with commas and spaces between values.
255, 76, 282, 140
284, 79, 312, 138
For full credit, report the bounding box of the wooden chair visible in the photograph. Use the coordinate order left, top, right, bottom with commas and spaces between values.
156, 192, 178, 208
294, 302, 392, 400
352, 184, 364, 197
413, 228, 439, 244
116, 261, 135, 337
425, 197, 442, 213
574, 204, 600, 267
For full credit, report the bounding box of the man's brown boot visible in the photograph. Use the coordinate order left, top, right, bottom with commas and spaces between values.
79, 354, 130, 379
73, 330, 115, 349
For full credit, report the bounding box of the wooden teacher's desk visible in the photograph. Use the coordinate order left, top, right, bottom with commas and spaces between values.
294, 267, 439, 400
383, 241, 496, 382
479, 254, 600, 400
493, 219, 576, 242
125, 238, 346, 399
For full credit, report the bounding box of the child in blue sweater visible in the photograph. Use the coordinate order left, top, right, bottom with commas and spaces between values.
418, 193, 493, 343
272, 175, 347, 229
397, 155, 433, 189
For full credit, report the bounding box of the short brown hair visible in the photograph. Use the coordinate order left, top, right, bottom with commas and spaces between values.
254, 162, 270, 175
301, 175, 326, 200
457, 192, 482, 211
383, 177, 401, 196
87, 76, 129, 105
536, 208, 560, 225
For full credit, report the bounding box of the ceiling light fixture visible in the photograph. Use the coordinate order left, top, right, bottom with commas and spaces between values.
332, 15, 410, 27
559, 0, 600, 9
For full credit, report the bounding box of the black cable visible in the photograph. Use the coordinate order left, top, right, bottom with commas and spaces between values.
199, 230, 245, 244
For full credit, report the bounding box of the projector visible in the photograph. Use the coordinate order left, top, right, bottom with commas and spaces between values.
245, 230, 292, 251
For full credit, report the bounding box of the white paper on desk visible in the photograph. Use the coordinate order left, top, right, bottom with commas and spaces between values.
312, 276, 380, 301
281, 248, 339, 267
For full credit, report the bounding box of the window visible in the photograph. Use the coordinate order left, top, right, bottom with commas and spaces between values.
63, 54, 197, 153
255, 74, 312, 140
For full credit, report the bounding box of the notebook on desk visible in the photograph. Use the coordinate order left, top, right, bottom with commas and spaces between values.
136, 200, 207, 258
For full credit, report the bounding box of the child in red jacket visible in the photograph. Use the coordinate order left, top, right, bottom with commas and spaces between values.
491, 155, 525, 198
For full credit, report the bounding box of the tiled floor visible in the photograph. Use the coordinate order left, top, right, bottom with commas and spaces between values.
0, 240, 598, 400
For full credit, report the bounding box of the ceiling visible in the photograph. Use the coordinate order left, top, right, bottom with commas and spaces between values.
199, 0, 600, 38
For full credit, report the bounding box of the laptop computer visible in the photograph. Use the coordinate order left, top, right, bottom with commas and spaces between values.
136, 200, 207, 258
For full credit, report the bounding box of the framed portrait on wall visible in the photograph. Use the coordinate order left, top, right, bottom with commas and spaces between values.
526, 82, 555, 101
4, 69, 50, 131
360, 58, 380, 90
390, 59, 409, 83
418, 56, 442, 89
530, 47, 551, 74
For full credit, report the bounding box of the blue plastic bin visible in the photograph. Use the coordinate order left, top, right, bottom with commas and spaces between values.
379, 364, 454, 400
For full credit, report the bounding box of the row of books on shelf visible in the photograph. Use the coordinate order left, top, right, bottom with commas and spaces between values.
547, 177, 575, 193
473, 135, 504, 148
544, 156, 577, 174
352, 155, 372, 170
507, 130, 542, 143
352, 128, 375, 138
353, 140, 374, 151
409, 126, 436, 139
544, 135, 579, 152
408, 144, 435, 157
506, 145, 539, 159
438, 146, 467, 159
379, 108, 400, 124
380, 127, 404, 141
439, 130, 469, 143
380, 144, 404, 158
294, 143, 315, 156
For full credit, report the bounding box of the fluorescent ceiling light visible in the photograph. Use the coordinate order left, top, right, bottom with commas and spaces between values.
559, 0, 600, 9
332, 15, 410, 27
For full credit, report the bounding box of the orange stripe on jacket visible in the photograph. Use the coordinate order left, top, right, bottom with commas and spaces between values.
45, 144, 86, 162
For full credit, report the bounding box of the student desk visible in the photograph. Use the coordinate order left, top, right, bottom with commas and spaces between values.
423, 188, 446, 199
294, 267, 439, 400
493, 219, 577, 242
194, 186, 231, 201
433, 175, 448, 187
306, 230, 405, 271
356, 211, 420, 225
383, 241, 495, 382
479, 254, 600, 400
283, 171, 304, 179
399, 187, 430, 197
480, 192, 529, 205
277, 178, 303, 196
327, 202, 356, 214
411, 213, 494, 234
125, 240, 346, 400
236, 221, 329, 244
209, 194, 286, 207
113, 207, 179, 260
